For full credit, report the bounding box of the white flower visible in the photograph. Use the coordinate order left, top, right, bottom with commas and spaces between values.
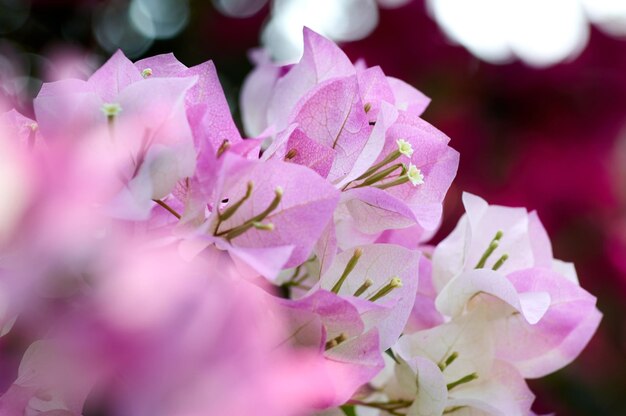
407, 164, 424, 186
101, 102, 123, 117
396, 138, 414, 157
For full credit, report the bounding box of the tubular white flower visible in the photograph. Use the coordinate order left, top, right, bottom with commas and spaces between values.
396, 138, 414, 157
407, 164, 424, 186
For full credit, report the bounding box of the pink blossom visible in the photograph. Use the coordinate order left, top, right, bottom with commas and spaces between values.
246, 28, 459, 244
277, 289, 384, 406
317, 243, 420, 349
432, 193, 602, 377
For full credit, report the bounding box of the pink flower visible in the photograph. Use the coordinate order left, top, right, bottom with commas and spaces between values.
33, 51, 198, 219
245, 28, 458, 244
317, 243, 420, 349
277, 289, 384, 406
433, 193, 602, 377
174, 151, 340, 277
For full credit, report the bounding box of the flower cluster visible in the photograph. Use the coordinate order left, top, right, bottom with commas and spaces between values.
0, 28, 600, 415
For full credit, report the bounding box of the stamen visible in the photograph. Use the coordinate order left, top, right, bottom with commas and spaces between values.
374, 164, 423, 190
217, 139, 231, 157
368, 277, 402, 302
102, 103, 122, 140
252, 221, 274, 231
375, 175, 409, 190
153, 199, 181, 219
364, 102, 372, 113
220, 187, 283, 240
325, 333, 348, 350
355, 163, 406, 188
492, 254, 509, 271
444, 406, 466, 414
141, 68, 153, 78
285, 148, 298, 160
27, 122, 38, 149
438, 351, 458, 371
101, 103, 122, 120
475, 230, 503, 269
331, 248, 363, 294
446, 373, 478, 390
325, 339, 338, 349
406, 164, 424, 186
396, 139, 414, 157
218, 181, 254, 221
354, 139, 412, 182
353, 278, 373, 297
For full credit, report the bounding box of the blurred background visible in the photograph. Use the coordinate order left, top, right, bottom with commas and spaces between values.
1, 0, 625, 414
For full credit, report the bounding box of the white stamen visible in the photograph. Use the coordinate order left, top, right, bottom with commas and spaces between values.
407, 164, 424, 186
101, 103, 122, 117
396, 138, 414, 157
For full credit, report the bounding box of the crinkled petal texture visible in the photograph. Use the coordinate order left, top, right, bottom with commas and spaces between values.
319, 244, 420, 350
277, 290, 384, 407
493, 267, 602, 378
383, 117, 459, 231
433, 192, 552, 291
257, 28, 431, 135
209, 153, 340, 271
336, 102, 398, 188
263, 124, 336, 179
243, 28, 457, 246
340, 116, 459, 239
288, 75, 371, 183
267, 28, 356, 132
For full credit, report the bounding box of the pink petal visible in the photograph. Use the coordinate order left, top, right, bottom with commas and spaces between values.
134, 53, 187, 76
212, 154, 340, 268
496, 267, 602, 378
320, 244, 420, 349
268, 27, 355, 131
387, 76, 430, 116
357, 66, 394, 123
290, 76, 370, 182
88, 50, 142, 102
